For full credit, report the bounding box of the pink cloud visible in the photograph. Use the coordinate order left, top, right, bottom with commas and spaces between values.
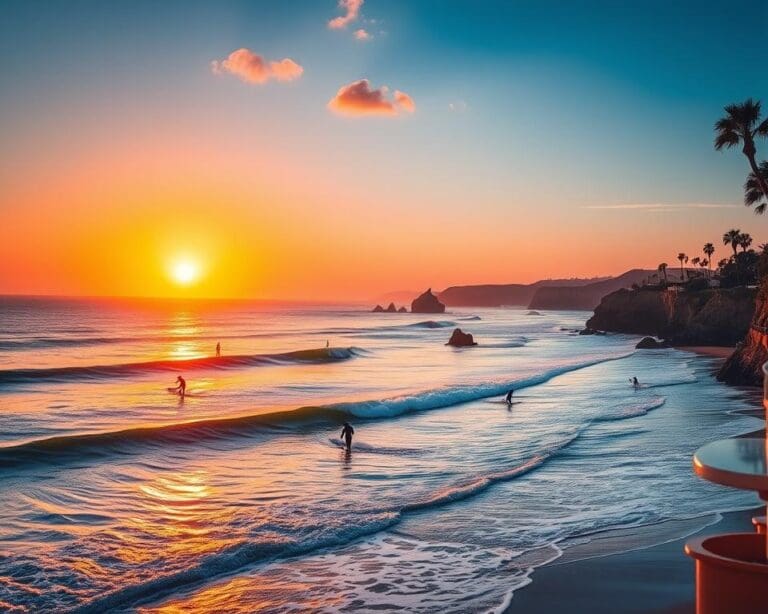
354, 28, 371, 41
327, 80, 416, 117
211, 48, 303, 84
328, 0, 363, 29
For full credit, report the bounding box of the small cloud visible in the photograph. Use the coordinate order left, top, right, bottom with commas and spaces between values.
328, 79, 415, 117
211, 48, 303, 84
448, 100, 468, 112
583, 203, 738, 212
328, 0, 363, 29
354, 28, 371, 41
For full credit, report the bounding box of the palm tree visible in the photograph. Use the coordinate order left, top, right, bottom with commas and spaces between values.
738, 232, 753, 252
692, 256, 700, 267
658, 262, 668, 285
677, 252, 687, 281
703, 242, 715, 277
723, 229, 741, 257
745, 161, 768, 214
714, 99, 768, 202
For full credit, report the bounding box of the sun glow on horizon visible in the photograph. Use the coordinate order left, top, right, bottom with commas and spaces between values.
170, 259, 201, 287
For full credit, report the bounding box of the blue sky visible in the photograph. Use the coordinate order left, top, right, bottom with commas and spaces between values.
1, 1, 768, 297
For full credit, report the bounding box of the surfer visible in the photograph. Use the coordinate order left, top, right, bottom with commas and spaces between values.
175, 375, 187, 398
340, 422, 354, 451
505, 388, 514, 404
631, 377, 640, 389
215, 342, 221, 357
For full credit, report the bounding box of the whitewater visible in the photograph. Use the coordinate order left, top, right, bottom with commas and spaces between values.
0, 296, 760, 613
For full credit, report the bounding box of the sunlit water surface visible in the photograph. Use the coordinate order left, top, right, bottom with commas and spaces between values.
0, 297, 759, 613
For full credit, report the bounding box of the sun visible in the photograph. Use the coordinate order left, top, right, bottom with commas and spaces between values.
170, 259, 200, 286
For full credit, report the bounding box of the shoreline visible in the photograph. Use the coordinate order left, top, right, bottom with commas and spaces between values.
672, 345, 734, 360
506, 343, 761, 613
506, 507, 760, 613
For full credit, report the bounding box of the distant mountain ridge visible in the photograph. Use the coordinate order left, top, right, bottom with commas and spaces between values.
528, 269, 660, 310
439, 276, 610, 308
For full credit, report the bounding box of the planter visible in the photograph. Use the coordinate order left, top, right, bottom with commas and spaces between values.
685, 533, 768, 614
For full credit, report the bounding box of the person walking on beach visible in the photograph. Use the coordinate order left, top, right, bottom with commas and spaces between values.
505, 388, 514, 404
215, 342, 221, 357
175, 375, 187, 398
340, 422, 354, 451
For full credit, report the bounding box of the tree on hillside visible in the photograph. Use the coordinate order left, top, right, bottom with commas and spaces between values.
715, 99, 768, 203
703, 242, 715, 277
738, 232, 753, 252
677, 253, 688, 281
723, 229, 742, 257
745, 161, 768, 214
658, 262, 668, 285
692, 256, 701, 267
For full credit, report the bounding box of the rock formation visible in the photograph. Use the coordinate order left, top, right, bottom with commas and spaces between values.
586, 287, 755, 346
411, 289, 446, 314
372, 304, 384, 312
636, 336, 669, 349
718, 283, 768, 386
385, 303, 397, 313
446, 328, 477, 347
398, 306, 408, 313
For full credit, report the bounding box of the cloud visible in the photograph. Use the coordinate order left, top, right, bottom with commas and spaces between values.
583, 203, 738, 212
448, 100, 468, 112
211, 48, 303, 84
328, 0, 363, 29
327, 80, 415, 117
354, 28, 371, 41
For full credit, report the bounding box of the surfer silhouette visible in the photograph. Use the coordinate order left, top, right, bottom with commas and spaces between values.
175, 375, 186, 398
340, 422, 354, 451
505, 388, 514, 404
631, 377, 640, 389
215, 342, 221, 357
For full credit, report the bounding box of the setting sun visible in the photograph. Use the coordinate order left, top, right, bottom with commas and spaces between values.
171, 259, 200, 286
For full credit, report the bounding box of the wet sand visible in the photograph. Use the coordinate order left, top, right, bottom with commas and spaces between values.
507, 507, 759, 613
674, 346, 734, 360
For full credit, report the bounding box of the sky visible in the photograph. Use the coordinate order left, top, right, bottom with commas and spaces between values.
1, 0, 767, 300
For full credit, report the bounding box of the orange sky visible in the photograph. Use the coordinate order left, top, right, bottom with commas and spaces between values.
2, 1, 764, 301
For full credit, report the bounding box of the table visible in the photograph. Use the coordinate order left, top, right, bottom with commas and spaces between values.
693, 437, 768, 559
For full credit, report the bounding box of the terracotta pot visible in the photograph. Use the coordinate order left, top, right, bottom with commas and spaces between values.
685, 533, 768, 614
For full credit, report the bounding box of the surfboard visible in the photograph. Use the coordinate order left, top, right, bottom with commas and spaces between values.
486, 400, 523, 406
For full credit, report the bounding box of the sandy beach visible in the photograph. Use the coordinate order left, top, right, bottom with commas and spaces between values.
674, 346, 735, 360
508, 507, 760, 613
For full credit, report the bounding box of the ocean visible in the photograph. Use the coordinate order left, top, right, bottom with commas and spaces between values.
0, 296, 760, 613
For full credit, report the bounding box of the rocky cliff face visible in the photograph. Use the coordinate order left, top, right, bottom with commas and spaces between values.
586, 287, 756, 346
528, 269, 660, 310
718, 283, 768, 386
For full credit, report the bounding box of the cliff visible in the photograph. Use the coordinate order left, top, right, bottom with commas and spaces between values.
586, 287, 756, 346
528, 269, 661, 310
718, 282, 768, 386
439, 277, 608, 308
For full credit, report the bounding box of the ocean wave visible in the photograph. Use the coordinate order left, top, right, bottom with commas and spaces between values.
72, 435, 579, 614
0, 351, 633, 470
0, 347, 362, 386
330, 352, 634, 419
595, 396, 666, 422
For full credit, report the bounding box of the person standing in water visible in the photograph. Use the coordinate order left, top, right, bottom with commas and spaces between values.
631, 377, 640, 389
505, 388, 514, 404
215, 342, 221, 357
175, 375, 186, 398
340, 422, 354, 451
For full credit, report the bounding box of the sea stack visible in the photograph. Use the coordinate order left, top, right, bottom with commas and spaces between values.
372, 304, 385, 312
446, 328, 477, 347
411, 288, 445, 314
